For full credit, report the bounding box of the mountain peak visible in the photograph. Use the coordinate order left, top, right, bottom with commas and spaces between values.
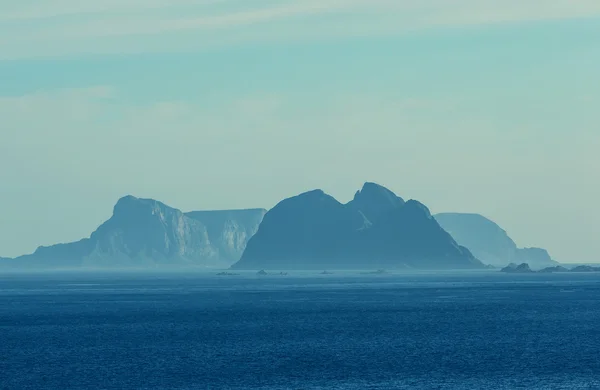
114, 194, 148, 207
112, 195, 172, 219
7, 197, 266, 270
275, 189, 344, 211
115, 194, 157, 206
348, 182, 405, 224
300, 189, 326, 197
235, 184, 482, 270
354, 182, 404, 202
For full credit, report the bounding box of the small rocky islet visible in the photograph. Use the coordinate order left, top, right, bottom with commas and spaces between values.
501, 263, 600, 273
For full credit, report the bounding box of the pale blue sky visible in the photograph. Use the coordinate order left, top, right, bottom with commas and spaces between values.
1, 0, 599, 261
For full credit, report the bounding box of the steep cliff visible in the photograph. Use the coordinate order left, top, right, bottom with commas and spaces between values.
515, 247, 557, 269
10, 196, 266, 269
185, 208, 266, 265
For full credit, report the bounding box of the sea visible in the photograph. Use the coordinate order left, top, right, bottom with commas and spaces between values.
1, 270, 600, 389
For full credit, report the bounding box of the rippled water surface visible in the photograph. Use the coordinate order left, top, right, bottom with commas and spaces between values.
2, 271, 600, 389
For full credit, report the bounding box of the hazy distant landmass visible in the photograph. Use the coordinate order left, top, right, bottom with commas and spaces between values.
569, 265, 600, 273
434, 213, 558, 269
1, 186, 562, 272
3, 196, 265, 269
514, 247, 556, 268
501, 263, 600, 273
233, 183, 483, 270
538, 265, 570, 273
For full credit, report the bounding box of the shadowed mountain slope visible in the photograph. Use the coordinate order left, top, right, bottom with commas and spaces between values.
233, 183, 482, 270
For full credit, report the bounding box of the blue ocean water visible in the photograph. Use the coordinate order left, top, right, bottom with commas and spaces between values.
1, 271, 600, 389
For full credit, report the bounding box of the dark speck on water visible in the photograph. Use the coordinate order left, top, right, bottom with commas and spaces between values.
2, 271, 600, 389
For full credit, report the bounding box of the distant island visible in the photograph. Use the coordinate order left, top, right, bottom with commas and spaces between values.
435, 213, 557, 269
361, 269, 389, 275
500, 263, 535, 273
501, 263, 600, 273
232, 183, 483, 270
0, 182, 568, 272
1, 196, 265, 269
569, 265, 600, 273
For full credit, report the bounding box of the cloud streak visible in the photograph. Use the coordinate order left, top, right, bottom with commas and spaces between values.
1, 0, 600, 59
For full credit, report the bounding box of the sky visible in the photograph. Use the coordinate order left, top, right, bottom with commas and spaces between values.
1, 0, 599, 262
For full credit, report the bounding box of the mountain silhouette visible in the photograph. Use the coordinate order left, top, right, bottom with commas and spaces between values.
435, 212, 557, 268
7, 196, 265, 269
233, 183, 482, 270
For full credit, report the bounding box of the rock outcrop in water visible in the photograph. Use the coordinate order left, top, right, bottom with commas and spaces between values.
537, 265, 569, 273
501, 263, 600, 273
434, 213, 557, 269
569, 265, 600, 273
500, 263, 534, 273
6, 196, 266, 269
232, 183, 483, 270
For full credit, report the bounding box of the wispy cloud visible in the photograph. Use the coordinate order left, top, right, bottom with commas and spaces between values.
1, 0, 600, 60
1, 0, 353, 21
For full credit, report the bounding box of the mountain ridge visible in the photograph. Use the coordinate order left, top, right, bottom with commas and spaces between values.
5, 196, 266, 269
233, 183, 483, 270
435, 212, 557, 268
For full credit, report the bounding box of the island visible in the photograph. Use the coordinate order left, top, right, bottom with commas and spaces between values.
232, 182, 484, 270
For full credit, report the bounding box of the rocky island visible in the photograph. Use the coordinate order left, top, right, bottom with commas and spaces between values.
435, 213, 558, 268
1, 184, 565, 273
500, 263, 534, 273
232, 183, 483, 270
537, 266, 570, 273
4, 196, 266, 269
501, 263, 599, 273
569, 265, 600, 273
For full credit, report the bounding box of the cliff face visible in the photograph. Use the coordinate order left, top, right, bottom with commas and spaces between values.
233, 183, 483, 270
81, 196, 217, 266
515, 247, 557, 269
185, 208, 266, 265
434, 213, 557, 268
10, 196, 266, 269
